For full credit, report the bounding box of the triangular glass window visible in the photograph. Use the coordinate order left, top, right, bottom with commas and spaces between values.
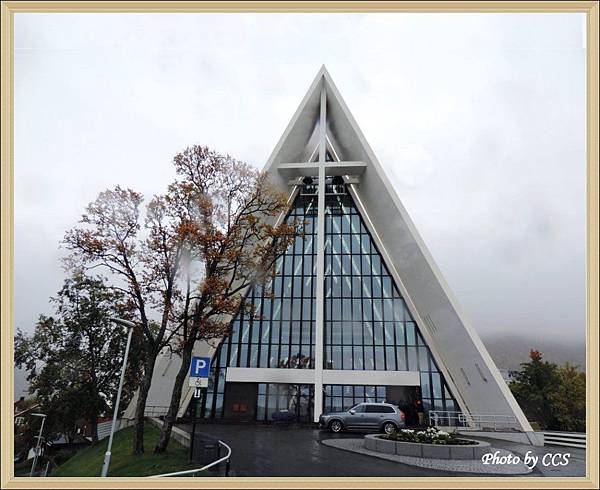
200, 183, 459, 422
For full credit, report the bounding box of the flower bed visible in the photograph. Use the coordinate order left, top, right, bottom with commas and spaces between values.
382, 427, 476, 445
363, 428, 491, 460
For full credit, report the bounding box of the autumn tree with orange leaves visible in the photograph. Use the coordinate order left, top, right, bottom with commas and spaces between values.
153, 147, 299, 453
64, 146, 298, 455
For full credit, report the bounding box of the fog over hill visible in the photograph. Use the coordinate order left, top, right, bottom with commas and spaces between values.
480, 333, 586, 372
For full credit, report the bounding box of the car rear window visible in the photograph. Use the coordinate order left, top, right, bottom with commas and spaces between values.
366, 405, 395, 413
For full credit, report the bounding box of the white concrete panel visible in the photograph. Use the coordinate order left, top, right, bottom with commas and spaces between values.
261, 66, 532, 432
313, 85, 327, 422
145, 351, 183, 408
319, 69, 533, 432
225, 368, 420, 387
122, 339, 217, 419
277, 162, 366, 178
226, 368, 315, 384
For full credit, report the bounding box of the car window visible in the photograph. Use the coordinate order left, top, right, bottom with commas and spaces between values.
350, 404, 366, 413
366, 405, 395, 413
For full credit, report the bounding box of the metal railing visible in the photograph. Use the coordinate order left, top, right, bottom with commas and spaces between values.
541, 431, 586, 449
428, 411, 467, 428
148, 440, 232, 478
429, 410, 519, 430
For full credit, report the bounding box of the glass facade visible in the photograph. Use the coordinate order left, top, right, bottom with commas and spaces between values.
199, 179, 459, 421
323, 385, 387, 413
322, 185, 458, 413
257, 384, 314, 422
198, 190, 318, 420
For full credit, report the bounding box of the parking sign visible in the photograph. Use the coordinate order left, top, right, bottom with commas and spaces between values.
190, 356, 211, 377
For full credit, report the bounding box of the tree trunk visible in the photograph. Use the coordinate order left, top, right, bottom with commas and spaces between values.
90, 414, 99, 444
154, 341, 194, 453
132, 356, 156, 454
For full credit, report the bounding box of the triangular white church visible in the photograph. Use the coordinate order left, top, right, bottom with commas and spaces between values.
125, 66, 534, 438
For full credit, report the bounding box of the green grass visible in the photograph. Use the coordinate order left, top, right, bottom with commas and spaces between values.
52, 424, 200, 477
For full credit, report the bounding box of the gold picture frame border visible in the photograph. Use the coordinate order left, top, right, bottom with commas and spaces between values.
1, 1, 597, 489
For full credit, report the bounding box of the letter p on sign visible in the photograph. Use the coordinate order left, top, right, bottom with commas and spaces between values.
190, 356, 211, 377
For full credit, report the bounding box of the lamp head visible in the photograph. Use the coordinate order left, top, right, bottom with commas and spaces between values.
108, 317, 136, 329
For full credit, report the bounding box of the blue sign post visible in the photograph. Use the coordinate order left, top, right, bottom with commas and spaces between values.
188, 356, 211, 463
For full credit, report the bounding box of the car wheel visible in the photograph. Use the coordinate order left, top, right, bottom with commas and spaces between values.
329, 420, 343, 433
382, 422, 397, 435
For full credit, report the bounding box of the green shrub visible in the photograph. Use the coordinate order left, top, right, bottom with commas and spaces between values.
510, 351, 585, 432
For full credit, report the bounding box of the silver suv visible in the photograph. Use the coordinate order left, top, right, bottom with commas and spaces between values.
319, 402, 405, 434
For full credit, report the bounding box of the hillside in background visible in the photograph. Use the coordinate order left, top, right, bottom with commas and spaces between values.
481, 333, 586, 372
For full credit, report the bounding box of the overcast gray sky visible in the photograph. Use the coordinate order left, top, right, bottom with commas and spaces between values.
14, 13, 586, 354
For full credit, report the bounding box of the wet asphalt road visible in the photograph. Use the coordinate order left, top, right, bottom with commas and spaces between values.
177, 422, 481, 477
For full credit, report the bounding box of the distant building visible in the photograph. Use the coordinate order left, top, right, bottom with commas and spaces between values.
499, 369, 519, 385
13, 398, 40, 463
13, 396, 36, 417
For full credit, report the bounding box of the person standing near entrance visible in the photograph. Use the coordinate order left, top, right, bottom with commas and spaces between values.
415, 399, 425, 426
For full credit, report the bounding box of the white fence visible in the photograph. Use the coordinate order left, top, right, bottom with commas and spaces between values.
541, 431, 586, 449
429, 411, 586, 449
96, 419, 127, 441
429, 410, 519, 430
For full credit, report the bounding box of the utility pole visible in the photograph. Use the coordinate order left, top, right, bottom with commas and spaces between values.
29, 413, 46, 477
188, 381, 202, 462
101, 318, 135, 477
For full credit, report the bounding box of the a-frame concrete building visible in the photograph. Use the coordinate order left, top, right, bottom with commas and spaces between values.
125, 66, 534, 441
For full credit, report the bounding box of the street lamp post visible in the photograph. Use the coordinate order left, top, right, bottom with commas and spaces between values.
100, 317, 135, 478
29, 413, 46, 477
